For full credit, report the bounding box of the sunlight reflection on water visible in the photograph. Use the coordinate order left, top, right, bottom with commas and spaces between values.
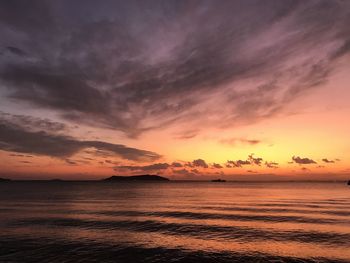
0, 181, 349, 262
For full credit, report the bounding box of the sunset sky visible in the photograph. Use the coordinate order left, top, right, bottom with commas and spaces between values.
0, 0, 349, 180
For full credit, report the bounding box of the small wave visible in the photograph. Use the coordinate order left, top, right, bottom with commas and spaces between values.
0, 235, 348, 263
195, 206, 350, 217
96, 210, 349, 225
10, 217, 350, 246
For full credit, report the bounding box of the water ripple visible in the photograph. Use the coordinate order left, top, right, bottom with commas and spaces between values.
0, 236, 348, 263
10, 217, 350, 246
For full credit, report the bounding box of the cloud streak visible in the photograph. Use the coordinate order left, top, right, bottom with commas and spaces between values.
0, 1, 349, 137
220, 138, 261, 146
115, 163, 170, 172
0, 117, 160, 161
322, 158, 335, 163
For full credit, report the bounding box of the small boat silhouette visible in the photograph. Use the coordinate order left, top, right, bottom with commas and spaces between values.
211, 179, 226, 182
347, 180, 350, 186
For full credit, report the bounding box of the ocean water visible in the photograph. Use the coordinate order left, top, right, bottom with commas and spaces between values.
0, 181, 349, 263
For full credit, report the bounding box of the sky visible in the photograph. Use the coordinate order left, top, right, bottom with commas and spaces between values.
0, 0, 349, 180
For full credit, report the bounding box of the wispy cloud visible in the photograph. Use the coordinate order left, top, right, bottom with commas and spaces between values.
0, 1, 349, 137
265, 161, 279, 169
0, 116, 160, 161
220, 138, 261, 146
115, 163, 170, 172
322, 158, 335, 163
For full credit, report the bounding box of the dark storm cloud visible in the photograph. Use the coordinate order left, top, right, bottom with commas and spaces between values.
0, 118, 160, 161
0, 1, 349, 136
292, 156, 317, 165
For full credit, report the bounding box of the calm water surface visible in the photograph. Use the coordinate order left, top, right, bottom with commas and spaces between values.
0, 181, 349, 262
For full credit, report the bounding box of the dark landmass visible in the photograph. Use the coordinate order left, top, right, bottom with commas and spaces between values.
0, 178, 11, 182
211, 179, 226, 182
103, 174, 170, 182
347, 180, 350, 185
49, 179, 65, 182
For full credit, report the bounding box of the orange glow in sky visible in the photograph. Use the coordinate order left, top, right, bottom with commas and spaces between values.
0, 1, 349, 180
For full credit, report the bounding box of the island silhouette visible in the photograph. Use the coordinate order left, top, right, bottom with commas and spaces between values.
0, 175, 170, 182
102, 174, 169, 181
0, 178, 11, 182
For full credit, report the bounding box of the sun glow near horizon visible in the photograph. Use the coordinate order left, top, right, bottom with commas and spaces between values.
0, 1, 349, 181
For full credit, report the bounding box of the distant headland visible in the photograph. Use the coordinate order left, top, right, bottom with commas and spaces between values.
0, 178, 11, 182
0, 175, 170, 182
102, 174, 170, 182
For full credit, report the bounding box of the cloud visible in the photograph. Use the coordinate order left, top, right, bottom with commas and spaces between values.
212, 163, 223, 169
191, 169, 200, 174
114, 160, 222, 173
172, 168, 197, 177
9, 153, 33, 158
6, 46, 27, 57
0, 117, 160, 161
1, 1, 349, 137
226, 159, 251, 168
292, 156, 316, 164
248, 154, 263, 166
115, 163, 170, 172
247, 170, 258, 173
65, 159, 78, 165
265, 161, 279, 168
19, 160, 31, 164
174, 130, 199, 140
322, 158, 335, 163
171, 162, 183, 168
104, 159, 120, 165
0, 112, 68, 134
190, 159, 209, 168
220, 138, 261, 146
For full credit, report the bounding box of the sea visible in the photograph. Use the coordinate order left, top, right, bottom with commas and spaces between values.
0, 181, 349, 263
